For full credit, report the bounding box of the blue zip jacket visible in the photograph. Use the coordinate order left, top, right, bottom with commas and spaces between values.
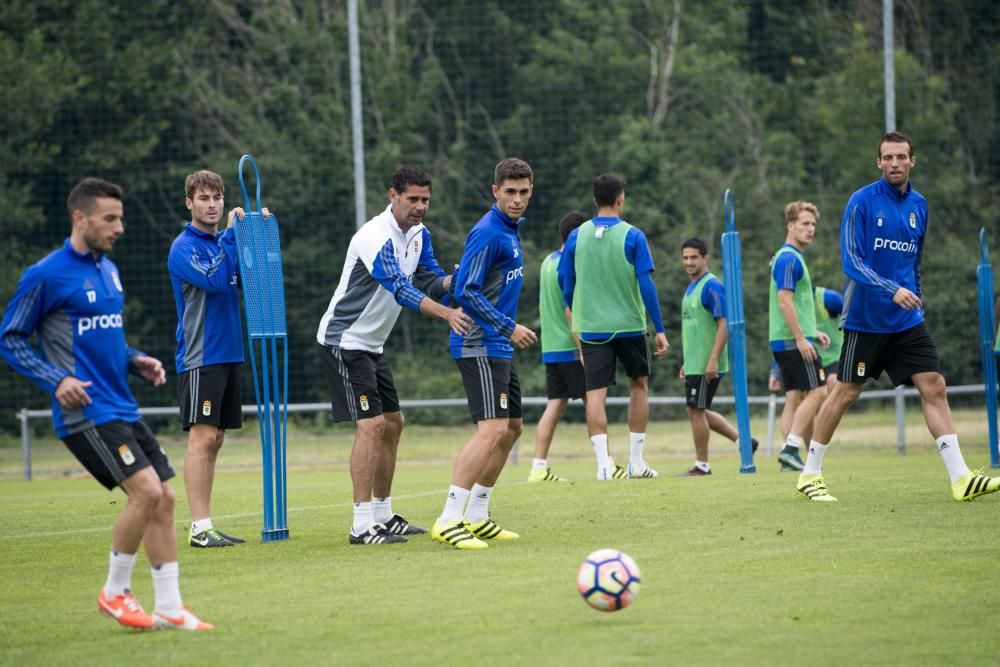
167, 223, 244, 372
0, 240, 144, 436
450, 205, 524, 359
840, 177, 927, 333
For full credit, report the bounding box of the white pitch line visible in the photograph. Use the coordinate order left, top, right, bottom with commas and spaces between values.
2, 482, 532, 541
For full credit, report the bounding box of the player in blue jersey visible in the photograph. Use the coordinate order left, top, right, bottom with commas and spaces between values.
529, 210, 589, 482
0, 178, 212, 630
431, 158, 538, 550
558, 174, 669, 481
317, 167, 471, 545
168, 170, 267, 548
804, 131, 1000, 502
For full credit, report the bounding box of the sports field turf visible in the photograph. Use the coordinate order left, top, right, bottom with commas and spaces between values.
2, 410, 999, 666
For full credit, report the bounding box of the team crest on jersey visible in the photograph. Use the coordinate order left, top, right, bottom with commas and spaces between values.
118, 445, 135, 466
111, 271, 123, 292
500, 393, 508, 409
86, 290, 97, 303
909, 212, 916, 228
359, 394, 370, 411
857, 362, 866, 377
412, 237, 420, 255
202, 400, 212, 416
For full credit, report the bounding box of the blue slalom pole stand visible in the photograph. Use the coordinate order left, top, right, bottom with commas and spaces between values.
721, 189, 755, 473
233, 154, 290, 541
976, 229, 999, 468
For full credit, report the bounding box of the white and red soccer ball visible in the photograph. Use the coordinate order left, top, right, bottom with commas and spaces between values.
576, 548, 641, 611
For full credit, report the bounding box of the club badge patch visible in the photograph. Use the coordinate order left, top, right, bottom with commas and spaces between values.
909, 212, 916, 228
500, 393, 508, 410
202, 400, 212, 416
857, 362, 866, 377
819, 367, 826, 381
359, 394, 370, 411
111, 271, 123, 292
118, 445, 135, 466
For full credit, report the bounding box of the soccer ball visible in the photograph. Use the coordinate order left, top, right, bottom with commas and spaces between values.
576, 548, 641, 611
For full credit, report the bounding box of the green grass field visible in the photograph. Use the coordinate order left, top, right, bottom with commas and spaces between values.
2, 410, 999, 666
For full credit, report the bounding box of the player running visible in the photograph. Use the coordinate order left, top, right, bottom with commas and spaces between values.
1, 178, 211, 630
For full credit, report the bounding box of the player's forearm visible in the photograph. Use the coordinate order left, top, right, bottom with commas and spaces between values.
777, 298, 806, 340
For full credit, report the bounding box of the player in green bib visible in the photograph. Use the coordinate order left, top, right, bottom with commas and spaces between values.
529, 211, 589, 482
768, 285, 845, 449
769, 201, 831, 473
558, 174, 669, 481
677, 238, 757, 476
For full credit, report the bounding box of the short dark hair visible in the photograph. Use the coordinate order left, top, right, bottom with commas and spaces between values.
184, 170, 225, 199
67, 178, 123, 217
878, 131, 914, 158
391, 166, 432, 194
558, 210, 589, 243
681, 237, 708, 256
494, 157, 533, 186
593, 173, 625, 208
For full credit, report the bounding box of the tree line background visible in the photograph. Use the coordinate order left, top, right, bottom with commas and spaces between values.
1, 0, 997, 432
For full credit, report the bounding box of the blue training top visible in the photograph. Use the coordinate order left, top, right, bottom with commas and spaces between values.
167, 223, 244, 373
450, 205, 525, 359
840, 177, 927, 333
0, 240, 144, 437
558, 216, 665, 341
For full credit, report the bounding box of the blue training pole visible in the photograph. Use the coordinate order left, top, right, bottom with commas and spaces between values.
234, 154, 290, 541
976, 229, 999, 468
721, 189, 756, 473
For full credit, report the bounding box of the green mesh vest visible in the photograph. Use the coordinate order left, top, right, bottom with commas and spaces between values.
539, 252, 575, 354
814, 286, 844, 366
571, 220, 646, 335
768, 246, 817, 342
682, 272, 728, 375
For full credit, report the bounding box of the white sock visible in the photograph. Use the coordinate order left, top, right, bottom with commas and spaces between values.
191, 518, 214, 535
629, 432, 646, 466
352, 501, 374, 534
785, 433, 805, 450
465, 484, 493, 523
803, 441, 828, 476
532, 458, 547, 470
591, 434, 611, 469
936, 434, 970, 484
151, 562, 183, 615
104, 550, 137, 598
372, 496, 392, 525
695, 460, 710, 472
440, 485, 470, 523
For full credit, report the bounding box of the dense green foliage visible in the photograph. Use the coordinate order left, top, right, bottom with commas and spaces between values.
1, 1, 997, 428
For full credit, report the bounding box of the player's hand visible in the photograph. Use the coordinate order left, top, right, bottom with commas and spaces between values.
133, 355, 166, 387
653, 332, 669, 358
768, 375, 782, 393
796, 336, 817, 362
510, 324, 538, 349
445, 307, 474, 336
678, 365, 685, 380
54, 376, 93, 410
705, 357, 719, 380
816, 331, 831, 349
227, 207, 270, 228
892, 287, 922, 311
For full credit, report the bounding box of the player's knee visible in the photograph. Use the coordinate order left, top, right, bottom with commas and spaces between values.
158, 483, 176, 514
357, 414, 386, 439
384, 410, 404, 433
